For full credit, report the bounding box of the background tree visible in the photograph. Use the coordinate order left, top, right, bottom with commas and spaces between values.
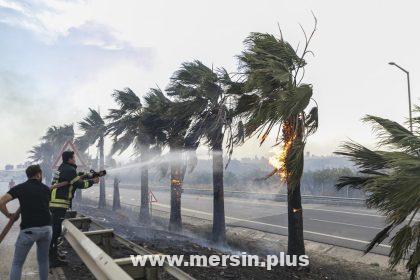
77, 108, 107, 208
336, 115, 420, 279
107, 88, 164, 224
167, 61, 240, 243
29, 142, 54, 184
112, 177, 121, 211
42, 124, 75, 151
235, 18, 318, 257
30, 124, 75, 184
143, 88, 196, 232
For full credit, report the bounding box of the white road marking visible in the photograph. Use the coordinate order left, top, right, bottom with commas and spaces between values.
161, 193, 385, 218
153, 203, 390, 249
309, 218, 383, 230
305, 208, 384, 218
101, 187, 386, 218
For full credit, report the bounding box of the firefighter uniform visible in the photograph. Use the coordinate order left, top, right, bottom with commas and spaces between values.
49, 162, 94, 265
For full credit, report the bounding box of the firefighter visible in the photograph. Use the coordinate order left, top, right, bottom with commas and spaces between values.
49, 151, 99, 267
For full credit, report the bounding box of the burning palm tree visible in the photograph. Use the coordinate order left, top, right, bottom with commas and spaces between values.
167, 61, 240, 243
235, 17, 318, 257
336, 114, 420, 279
143, 88, 196, 232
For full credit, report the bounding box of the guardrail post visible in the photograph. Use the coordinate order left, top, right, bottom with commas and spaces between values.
115, 257, 146, 279
145, 263, 158, 280
102, 235, 112, 255
67, 217, 92, 231
85, 229, 114, 255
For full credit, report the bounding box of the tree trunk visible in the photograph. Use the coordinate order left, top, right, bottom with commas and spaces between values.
287, 182, 305, 257
113, 177, 121, 211
139, 151, 150, 224
169, 150, 183, 232
283, 118, 306, 259
212, 146, 226, 244
98, 137, 106, 208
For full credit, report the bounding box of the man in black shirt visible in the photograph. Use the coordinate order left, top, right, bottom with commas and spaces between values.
0, 165, 52, 280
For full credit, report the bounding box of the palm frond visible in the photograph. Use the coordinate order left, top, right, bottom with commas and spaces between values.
364, 224, 394, 253
363, 115, 420, 154
77, 108, 106, 152
336, 115, 420, 277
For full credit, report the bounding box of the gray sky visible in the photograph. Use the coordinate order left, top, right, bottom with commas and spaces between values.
0, 0, 419, 167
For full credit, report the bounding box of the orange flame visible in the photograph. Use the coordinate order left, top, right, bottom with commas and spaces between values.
269, 139, 293, 181
171, 179, 181, 186
268, 122, 295, 182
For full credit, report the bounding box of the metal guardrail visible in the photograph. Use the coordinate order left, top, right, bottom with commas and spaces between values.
172, 188, 366, 206
62, 213, 196, 280
89, 219, 196, 280
107, 181, 366, 206
63, 219, 132, 280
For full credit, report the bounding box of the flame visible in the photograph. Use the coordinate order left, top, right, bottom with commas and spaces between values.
268, 122, 295, 181
171, 178, 183, 201
171, 179, 181, 186
269, 139, 293, 181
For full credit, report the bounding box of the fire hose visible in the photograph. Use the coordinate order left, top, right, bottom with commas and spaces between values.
0, 169, 106, 244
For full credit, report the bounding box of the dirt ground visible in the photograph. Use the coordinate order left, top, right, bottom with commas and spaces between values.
60, 204, 408, 280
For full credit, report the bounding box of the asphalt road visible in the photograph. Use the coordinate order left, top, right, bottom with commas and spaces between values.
81, 185, 406, 256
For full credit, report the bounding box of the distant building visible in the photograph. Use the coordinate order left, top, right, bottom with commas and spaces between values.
5, 164, 14, 171
16, 162, 30, 170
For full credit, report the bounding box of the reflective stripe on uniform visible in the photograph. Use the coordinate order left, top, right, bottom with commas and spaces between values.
70, 176, 81, 185
83, 180, 90, 189
50, 198, 69, 204
68, 185, 74, 200
49, 202, 69, 209
51, 186, 70, 204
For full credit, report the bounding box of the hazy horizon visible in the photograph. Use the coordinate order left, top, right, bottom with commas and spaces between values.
1, 0, 419, 167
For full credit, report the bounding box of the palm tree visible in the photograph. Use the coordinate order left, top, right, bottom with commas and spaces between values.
30, 124, 75, 184
167, 61, 239, 243
336, 115, 420, 280
143, 88, 195, 232
29, 142, 54, 184
77, 108, 107, 208
43, 124, 75, 151
107, 88, 164, 224
235, 19, 318, 257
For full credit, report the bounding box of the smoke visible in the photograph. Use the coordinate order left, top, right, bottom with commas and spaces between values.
0, 71, 58, 167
